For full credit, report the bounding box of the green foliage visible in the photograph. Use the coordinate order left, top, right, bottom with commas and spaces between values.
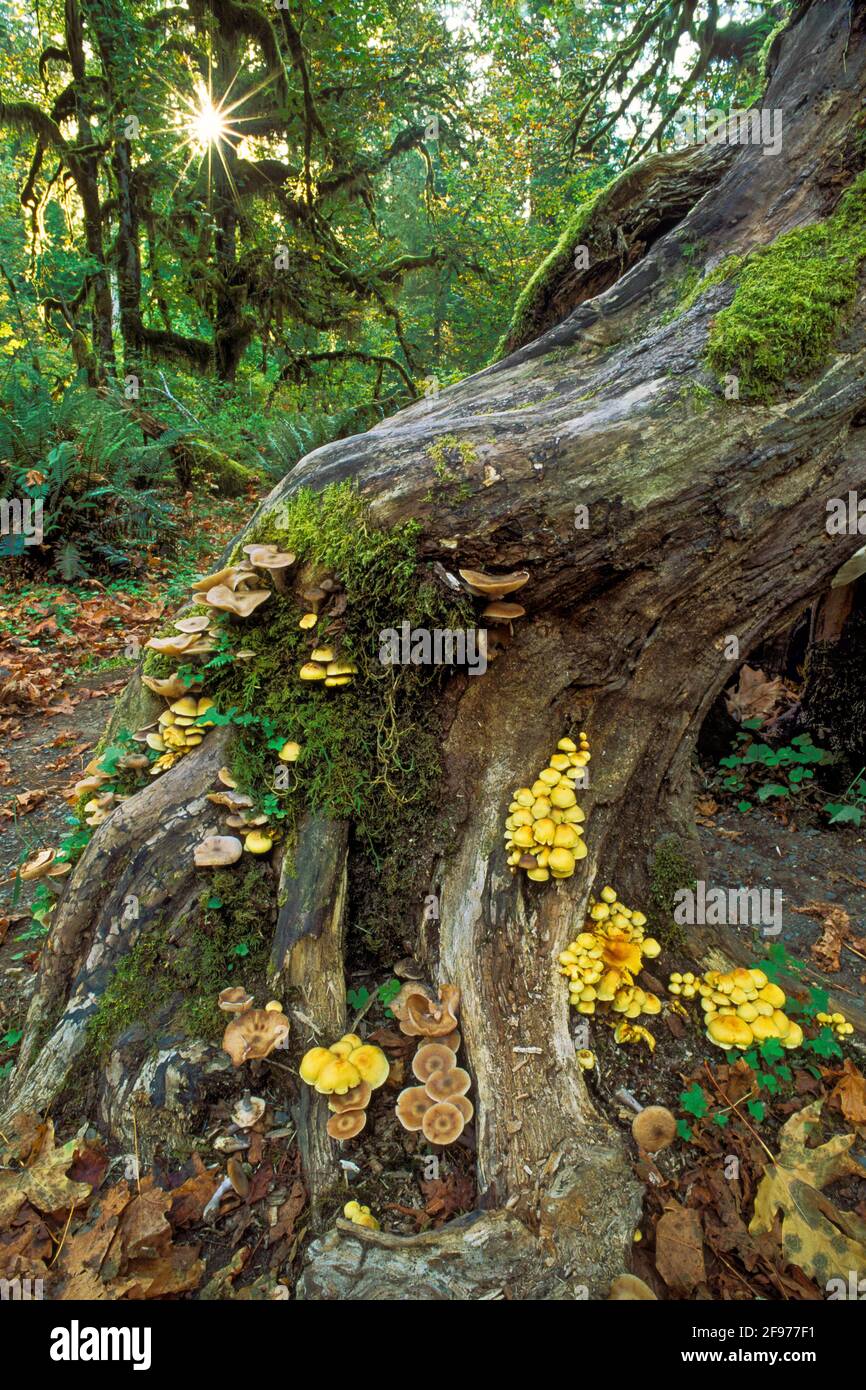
87, 862, 272, 1054
346, 977, 402, 1017
717, 727, 835, 810
0, 369, 178, 572
702, 173, 866, 398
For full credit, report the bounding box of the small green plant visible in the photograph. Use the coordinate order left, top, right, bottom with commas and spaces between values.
824, 766, 866, 827
346, 977, 402, 1017
717, 726, 834, 811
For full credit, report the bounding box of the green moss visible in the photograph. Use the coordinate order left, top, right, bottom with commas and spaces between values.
86, 863, 273, 1055
493, 184, 607, 360
205, 482, 472, 951
688, 174, 866, 399
678, 254, 743, 316
648, 836, 696, 950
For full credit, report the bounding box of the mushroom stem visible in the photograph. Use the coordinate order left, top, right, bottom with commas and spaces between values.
203, 1176, 234, 1222
615, 1087, 644, 1113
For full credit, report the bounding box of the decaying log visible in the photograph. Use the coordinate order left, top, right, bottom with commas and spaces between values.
272, 815, 350, 1220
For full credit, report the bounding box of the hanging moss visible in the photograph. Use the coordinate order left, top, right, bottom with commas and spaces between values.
687, 173, 866, 399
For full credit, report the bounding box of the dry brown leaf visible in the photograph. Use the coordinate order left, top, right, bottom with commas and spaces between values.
791, 900, 852, 972
829, 1060, 866, 1126
654, 1200, 706, 1294
0, 1120, 91, 1229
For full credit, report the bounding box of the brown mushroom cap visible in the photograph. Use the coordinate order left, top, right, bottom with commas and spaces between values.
175, 615, 211, 634
227, 1156, 250, 1198
205, 584, 271, 618
146, 632, 199, 658
328, 1081, 372, 1114
449, 1094, 474, 1123
248, 548, 296, 571
424, 1066, 472, 1102
191, 565, 240, 593
412, 1043, 456, 1082
194, 835, 244, 868
326, 1108, 367, 1140
480, 601, 526, 620
393, 982, 460, 1038
632, 1105, 677, 1153
459, 567, 530, 597
439, 1030, 461, 1053
395, 1086, 436, 1131
222, 1008, 290, 1066
142, 673, 193, 699
608, 1274, 657, 1301
421, 1101, 465, 1145
219, 987, 254, 1013
19, 848, 57, 881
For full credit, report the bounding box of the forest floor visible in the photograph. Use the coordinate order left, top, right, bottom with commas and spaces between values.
1, 548, 865, 1297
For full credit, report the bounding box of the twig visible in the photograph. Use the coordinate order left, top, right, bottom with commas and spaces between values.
131, 1107, 141, 1196
49, 1202, 76, 1267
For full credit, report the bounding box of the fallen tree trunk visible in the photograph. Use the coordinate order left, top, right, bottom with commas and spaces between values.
5, 0, 866, 1298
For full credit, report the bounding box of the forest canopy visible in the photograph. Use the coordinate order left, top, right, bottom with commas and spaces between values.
0, 0, 780, 573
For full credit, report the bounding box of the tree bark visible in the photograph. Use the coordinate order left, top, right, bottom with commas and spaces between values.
5, 0, 866, 1298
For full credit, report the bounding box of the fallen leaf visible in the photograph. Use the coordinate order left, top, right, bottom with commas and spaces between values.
829, 1061, 866, 1126
654, 1200, 706, 1294
749, 1099, 866, 1283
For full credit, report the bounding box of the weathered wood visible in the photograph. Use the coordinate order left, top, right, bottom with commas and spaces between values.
272, 815, 349, 1221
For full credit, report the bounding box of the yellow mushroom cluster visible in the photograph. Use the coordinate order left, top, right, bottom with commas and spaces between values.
298, 643, 358, 689
667, 966, 804, 1051
343, 1200, 379, 1230
299, 1034, 390, 1141
144, 693, 216, 774
504, 735, 591, 882
560, 885, 662, 1028
816, 1010, 853, 1039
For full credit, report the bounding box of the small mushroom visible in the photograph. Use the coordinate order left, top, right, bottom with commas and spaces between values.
206, 584, 270, 618
232, 1093, 266, 1129
346, 1045, 389, 1089
146, 632, 200, 658
421, 1101, 465, 1145
608, 1274, 657, 1301
458, 567, 530, 597
343, 1200, 379, 1229
411, 1043, 456, 1082
18, 848, 57, 881
424, 1066, 471, 1102
395, 1086, 436, 1131
480, 601, 526, 622
243, 829, 273, 854
174, 615, 211, 634
326, 1109, 367, 1141
314, 1056, 362, 1095
194, 835, 243, 868
142, 673, 195, 699
219, 987, 255, 1013
392, 982, 460, 1037
222, 1008, 290, 1066
631, 1105, 677, 1154
227, 1156, 250, 1199
449, 1094, 474, 1123
278, 740, 301, 762
328, 1081, 372, 1113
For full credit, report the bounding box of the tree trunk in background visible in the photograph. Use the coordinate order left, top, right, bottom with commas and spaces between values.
5, 0, 866, 1298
